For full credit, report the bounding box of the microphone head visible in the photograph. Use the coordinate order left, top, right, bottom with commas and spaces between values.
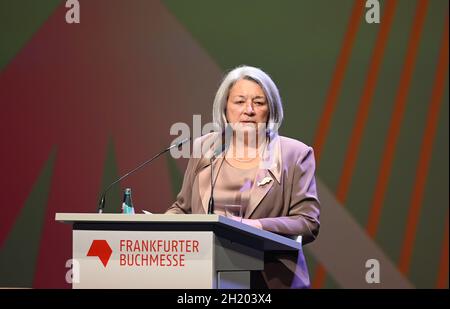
98, 195, 106, 213
169, 137, 191, 151
177, 137, 190, 149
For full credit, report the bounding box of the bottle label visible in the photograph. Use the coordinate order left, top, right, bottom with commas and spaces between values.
122, 203, 135, 214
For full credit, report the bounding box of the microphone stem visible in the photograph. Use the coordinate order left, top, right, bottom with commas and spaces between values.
97, 138, 189, 213
208, 157, 215, 214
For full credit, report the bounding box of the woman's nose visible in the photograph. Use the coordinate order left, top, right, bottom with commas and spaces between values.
244, 102, 255, 114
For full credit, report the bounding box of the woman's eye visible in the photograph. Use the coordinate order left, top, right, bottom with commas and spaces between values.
255, 102, 265, 105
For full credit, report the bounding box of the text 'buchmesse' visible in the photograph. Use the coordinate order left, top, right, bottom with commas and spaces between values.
119, 239, 200, 267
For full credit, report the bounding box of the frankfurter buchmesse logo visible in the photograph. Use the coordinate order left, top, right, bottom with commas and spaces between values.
87, 240, 113, 267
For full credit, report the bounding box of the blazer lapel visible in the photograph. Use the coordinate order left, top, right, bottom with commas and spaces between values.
196, 132, 225, 214
198, 157, 225, 214
245, 134, 282, 218
198, 165, 209, 214
245, 169, 275, 218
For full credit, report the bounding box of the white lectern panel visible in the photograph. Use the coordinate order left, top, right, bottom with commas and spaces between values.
73, 230, 214, 289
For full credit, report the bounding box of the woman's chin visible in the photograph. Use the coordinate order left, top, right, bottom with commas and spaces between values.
234, 122, 257, 132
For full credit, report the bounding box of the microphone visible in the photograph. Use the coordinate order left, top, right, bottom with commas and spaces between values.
207, 156, 215, 214
97, 137, 190, 213
207, 137, 226, 215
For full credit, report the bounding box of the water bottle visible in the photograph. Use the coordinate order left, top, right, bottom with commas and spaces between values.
122, 188, 135, 214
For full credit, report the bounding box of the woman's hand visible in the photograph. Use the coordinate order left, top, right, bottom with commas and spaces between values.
241, 218, 263, 230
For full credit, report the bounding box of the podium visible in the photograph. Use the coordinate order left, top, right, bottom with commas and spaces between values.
56, 213, 302, 289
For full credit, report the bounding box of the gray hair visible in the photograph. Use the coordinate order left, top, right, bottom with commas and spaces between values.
212, 65, 284, 132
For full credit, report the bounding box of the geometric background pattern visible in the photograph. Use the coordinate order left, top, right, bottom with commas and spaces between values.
0, 0, 447, 288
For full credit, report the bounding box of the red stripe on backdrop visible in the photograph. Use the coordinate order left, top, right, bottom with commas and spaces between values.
312, 0, 398, 289
310, 0, 365, 288
313, 0, 366, 163
335, 0, 398, 204
398, 15, 448, 275
366, 0, 429, 238
436, 214, 449, 288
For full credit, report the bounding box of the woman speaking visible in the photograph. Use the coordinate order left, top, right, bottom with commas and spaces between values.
166, 65, 320, 288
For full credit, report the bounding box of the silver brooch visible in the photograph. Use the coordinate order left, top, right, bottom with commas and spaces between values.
257, 177, 272, 187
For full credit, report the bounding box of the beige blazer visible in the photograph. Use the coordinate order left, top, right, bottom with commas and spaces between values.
166, 132, 320, 288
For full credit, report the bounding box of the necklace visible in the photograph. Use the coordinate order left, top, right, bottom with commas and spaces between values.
227, 142, 266, 163
233, 156, 258, 162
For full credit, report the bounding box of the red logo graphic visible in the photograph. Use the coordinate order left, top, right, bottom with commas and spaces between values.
87, 240, 113, 267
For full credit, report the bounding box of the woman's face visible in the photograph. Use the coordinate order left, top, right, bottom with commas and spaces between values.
226, 79, 269, 128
